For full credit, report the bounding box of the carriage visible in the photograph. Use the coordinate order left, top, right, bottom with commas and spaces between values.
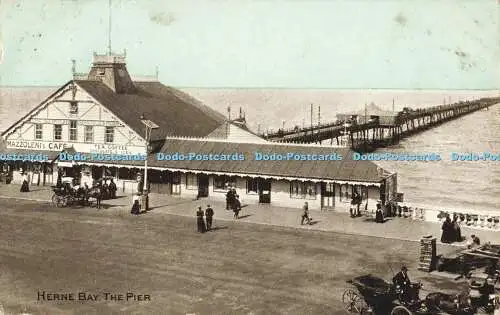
51, 185, 85, 207
51, 184, 102, 208
341, 274, 478, 315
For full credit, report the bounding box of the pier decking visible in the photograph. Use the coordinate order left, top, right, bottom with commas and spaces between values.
262, 97, 500, 152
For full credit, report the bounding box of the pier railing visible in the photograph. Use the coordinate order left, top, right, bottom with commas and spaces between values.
261, 97, 500, 151
390, 203, 500, 231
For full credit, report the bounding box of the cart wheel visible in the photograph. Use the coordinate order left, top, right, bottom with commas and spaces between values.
55, 196, 65, 208
390, 305, 412, 315
342, 287, 369, 313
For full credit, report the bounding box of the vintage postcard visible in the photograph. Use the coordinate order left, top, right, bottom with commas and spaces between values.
0, 1, 498, 314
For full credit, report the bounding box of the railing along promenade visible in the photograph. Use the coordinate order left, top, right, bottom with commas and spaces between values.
262, 97, 500, 152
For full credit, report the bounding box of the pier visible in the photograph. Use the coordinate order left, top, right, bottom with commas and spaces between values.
262, 97, 500, 152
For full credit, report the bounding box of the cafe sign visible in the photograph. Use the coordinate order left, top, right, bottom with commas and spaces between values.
87, 144, 144, 155
6, 140, 70, 150
5, 140, 145, 155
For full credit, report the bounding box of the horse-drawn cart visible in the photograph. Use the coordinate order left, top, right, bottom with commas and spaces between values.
342, 274, 477, 315
51, 185, 101, 208
342, 275, 422, 314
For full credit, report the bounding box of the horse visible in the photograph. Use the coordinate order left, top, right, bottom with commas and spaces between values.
424, 291, 472, 314
87, 186, 102, 209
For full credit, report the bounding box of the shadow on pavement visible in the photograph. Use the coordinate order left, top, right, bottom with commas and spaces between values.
238, 214, 252, 219
210, 226, 228, 231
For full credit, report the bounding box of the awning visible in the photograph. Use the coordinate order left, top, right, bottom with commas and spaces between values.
71, 161, 382, 187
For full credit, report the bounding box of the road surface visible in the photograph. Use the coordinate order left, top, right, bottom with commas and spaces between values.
0, 198, 462, 315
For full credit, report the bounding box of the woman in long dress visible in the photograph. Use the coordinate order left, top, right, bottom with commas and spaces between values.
375, 203, 384, 223
20, 172, 29, 192
441, 216, 452, 243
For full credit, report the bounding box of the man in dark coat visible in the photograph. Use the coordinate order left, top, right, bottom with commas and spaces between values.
205, 205, 214, 231
392, 266, 412, 302
351, 191, 361, 217
226, 188, 233, 210
196, 206, 206, 233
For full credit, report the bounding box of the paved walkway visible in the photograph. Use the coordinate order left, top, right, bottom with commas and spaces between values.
0, 184, 498, 245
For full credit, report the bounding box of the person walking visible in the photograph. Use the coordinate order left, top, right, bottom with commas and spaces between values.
196, 206, 206, 233
301, 202, 310, 225
205, 205, 214, 231
20, 171, 29, 192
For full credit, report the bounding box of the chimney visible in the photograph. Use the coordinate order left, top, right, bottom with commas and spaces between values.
87, 52, 135, 94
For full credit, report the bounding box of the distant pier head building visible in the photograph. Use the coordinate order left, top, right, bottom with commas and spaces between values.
0, 52, 397, 212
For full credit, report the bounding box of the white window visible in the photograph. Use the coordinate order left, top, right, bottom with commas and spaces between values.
84, 126, 93, 143
290, 181, 316, 199
35, 124, 42, 140
214, 175, 236, 191
185, 173, 197, 190
340, 184, 351, 202
105, 126, 114, 143
54, 124, 62, 141
247, 178, 259, 194
69, 120, 77, 141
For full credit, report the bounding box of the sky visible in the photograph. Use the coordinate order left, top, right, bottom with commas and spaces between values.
0, 0, 498, 89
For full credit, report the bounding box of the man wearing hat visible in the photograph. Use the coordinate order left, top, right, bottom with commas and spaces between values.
392, 265, 412, 302
205, 204, 214, 231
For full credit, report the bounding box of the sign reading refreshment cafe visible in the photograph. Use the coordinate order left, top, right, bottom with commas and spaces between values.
6, 140, 145, 155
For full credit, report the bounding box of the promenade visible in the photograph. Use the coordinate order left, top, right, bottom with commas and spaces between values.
0, 184, 497, 245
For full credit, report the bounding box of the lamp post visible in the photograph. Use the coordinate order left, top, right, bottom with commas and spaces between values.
140, 115, 159, 211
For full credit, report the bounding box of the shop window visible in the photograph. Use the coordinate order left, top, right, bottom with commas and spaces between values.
69, 101, 78, 114
185, 173, 197, 190
247, 178, 259, 194
69, 120, 77, 141
84, 126, 93, 143
340, 184, 353, 202
118, 168, 136, 180
105, 126, 114, 143
171, 172, 181, 185
214, 175, 236, 191
35, 124, 43, 140
290, 181, 317, 199
54, 124, 62, 141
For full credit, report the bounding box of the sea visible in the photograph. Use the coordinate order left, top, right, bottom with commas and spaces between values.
1, 87, 499, 213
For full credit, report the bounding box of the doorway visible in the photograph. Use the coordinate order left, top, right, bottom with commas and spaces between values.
321, 182, 335, 209
197, 174, 209, 198
258, 178, 271, 203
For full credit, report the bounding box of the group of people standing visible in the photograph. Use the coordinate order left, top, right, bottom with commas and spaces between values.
196, 205, 215, 233
440, 215, 463, 243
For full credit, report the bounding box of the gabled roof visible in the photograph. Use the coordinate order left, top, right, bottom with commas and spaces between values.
75, 80, 227, 141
